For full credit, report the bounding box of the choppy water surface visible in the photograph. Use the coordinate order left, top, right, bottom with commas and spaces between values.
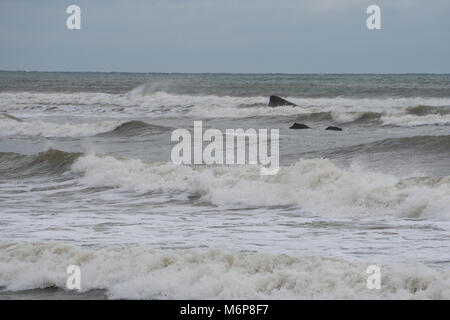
0, 72, 449, 299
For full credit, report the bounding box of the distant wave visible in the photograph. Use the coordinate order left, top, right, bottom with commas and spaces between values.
0, 149, 81, 178
318, 135, 450, 157
1, 241, 449, 299
97, 120, 171, 137
0, 117, 168, 138
71, 153, 450, 219
0, 117, 122, 137
407, 105, 450, 116
381, 114, 450, 127
2, 91, 450, 124
292, 111, 381, 124
294, 107, 450, 126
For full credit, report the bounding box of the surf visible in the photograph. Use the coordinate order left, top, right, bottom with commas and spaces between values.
71, 153, 450, 219
1, 241, 449, 299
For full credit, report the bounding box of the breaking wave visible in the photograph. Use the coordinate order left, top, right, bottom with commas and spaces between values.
71, 153, 450, 219
0, 241, 449, 299
2, 91, 450, 126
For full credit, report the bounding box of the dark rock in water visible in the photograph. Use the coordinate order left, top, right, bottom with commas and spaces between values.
290, 123, 311, 129
325, 126, 343, 131
269, 95, 297, 107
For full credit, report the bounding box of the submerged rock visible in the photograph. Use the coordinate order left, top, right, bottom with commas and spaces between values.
325, 126, 343, 131
269, 95, 297, 107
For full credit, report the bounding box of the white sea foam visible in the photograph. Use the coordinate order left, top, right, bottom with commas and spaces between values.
71, 154, 450, 218
0, 118, 122, 137
0, 241, 448, 299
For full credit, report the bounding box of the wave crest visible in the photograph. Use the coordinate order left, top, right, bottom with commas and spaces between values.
0, 117, 122, 137
0, 149, 81, 178
0, 118, 169, 138
71, 154, 450, 218
0, 241, 449, 299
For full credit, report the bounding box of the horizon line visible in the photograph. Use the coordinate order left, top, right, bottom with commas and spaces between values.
1, 69, 450, 75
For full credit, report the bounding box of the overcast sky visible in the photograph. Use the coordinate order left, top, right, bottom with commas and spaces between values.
1, 0, 449, 73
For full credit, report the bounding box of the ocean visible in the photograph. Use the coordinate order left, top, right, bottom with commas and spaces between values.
0, 71, 449, 299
